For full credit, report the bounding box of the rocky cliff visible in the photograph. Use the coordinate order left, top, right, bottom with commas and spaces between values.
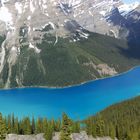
6, 132, 117, 140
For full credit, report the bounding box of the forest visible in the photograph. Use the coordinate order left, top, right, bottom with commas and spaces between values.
0, 96, 140, 140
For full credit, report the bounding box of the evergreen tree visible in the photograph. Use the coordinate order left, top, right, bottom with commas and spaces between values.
31, 117, 35, 134
95, 115, 105, 137
14, 118, 19, 134
72, 121, 80, 133
54, 119, 61, 132
18, 120, 24, 134
44, 125, 53, 140
60, 113, 72, 140
109, 123, 116, 139
24, 117, 31, 135
7, 115, 11, 134
85, 118, 93, 135
11, 114, 15, 133
42, 118, 48, 133
35, 118, 43, 134
0, 113, 7, 140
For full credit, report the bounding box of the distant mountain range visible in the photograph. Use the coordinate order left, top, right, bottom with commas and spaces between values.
0, 0, 140, 88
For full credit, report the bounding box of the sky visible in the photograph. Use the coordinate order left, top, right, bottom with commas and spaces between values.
123, 0, 140, 4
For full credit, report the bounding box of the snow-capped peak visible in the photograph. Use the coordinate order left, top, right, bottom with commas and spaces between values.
118, 1, 140, 16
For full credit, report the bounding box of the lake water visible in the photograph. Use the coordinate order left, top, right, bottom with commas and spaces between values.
0, 67, 140, 120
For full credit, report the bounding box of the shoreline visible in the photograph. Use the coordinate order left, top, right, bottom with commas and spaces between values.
0, 65, 140, 91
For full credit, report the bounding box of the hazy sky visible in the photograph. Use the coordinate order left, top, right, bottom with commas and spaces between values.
123, 0, 140, 3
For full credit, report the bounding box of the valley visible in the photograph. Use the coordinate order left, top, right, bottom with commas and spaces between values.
0, 1, 140, 139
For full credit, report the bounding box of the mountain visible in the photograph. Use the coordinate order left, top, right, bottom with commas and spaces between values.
0, 0, 140, 88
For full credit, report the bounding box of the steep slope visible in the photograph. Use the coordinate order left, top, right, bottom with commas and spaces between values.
1, 30, 140, 88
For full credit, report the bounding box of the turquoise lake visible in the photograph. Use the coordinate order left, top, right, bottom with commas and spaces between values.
0, 67, 140, 120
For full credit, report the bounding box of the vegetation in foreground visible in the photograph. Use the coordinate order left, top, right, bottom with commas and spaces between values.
0, 96, 140, 140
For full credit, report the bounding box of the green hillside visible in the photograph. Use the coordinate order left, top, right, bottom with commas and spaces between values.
1, 31, 140, 88
85, 96, 140, 139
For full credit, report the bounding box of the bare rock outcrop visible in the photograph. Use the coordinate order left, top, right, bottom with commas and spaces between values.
6, 133, 45, 140
6, 132, 118, 140
52, 131, 117, 140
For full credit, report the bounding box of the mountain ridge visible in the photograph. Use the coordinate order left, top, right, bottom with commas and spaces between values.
0, 0, 140, 88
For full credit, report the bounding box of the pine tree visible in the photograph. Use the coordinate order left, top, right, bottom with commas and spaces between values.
35, 118, 43, 134
31, 117, 35, 134
72, 121, 80, 133
95, 115, 105, 137
44, 125, 53, 140
0, 113, 7, 140
54, 119, 61, 132
11, 114, 15, 133
60, 113, 72, 140
109, 123, 116, 139
14, 118, 19, 134
24, 117, 31, 135
7, 115, 11, 134
42, 118, 48, 133
85, 118, 93, 135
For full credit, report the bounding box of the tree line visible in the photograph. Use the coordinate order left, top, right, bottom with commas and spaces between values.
0, 113, 80, 140
85, 96, 140, 140
0, 96, 140, 140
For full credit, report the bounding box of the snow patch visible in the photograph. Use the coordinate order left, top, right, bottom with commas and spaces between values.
33, 22, 55, 31
119, 1, 139, 16
0, 6, 14, 30
54, 33, 58, 45
0, 6, 13, 24
29, 43, 41, 53
30, 0, 35, 13
28, 26, 31, 33
11, 46, 17, 52
100, 11, 106, 16
109, 30, 117, 38
77, 30, 89, 39
48, 22, 55, 29
8, 46, 18, 65
66, 0, 81, 7
0, 40, 6, 74
1, 0, 9, 6
27, 16, 31, 20
45, 13, 49, 17
89, 11, 93, 16
15, 2, 23, 14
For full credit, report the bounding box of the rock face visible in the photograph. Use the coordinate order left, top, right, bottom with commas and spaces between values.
6, 132, 118, 140
0, 0, 139, 41
6, 134, 45, 140
0, 0, 139, 88
52, 131, 117, 140
0, 0, 131, 41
